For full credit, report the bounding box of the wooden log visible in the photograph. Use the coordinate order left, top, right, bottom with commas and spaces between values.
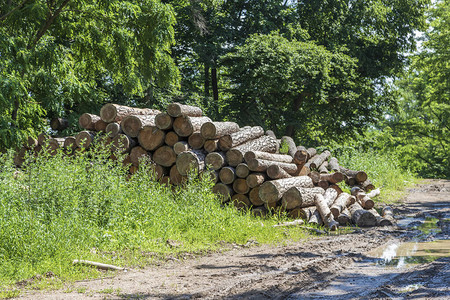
244, 151, 293, 164
94, 119, 108, 132
176, 149, 206, 175
204, 139, 219, 153
252, 206, 268, 218
63, 136, 77, 150
367, 188, 381, 199
304, 154, 319, 169
164, 131, 181, 147
151, 164, 168, 180
382, 206, 395, 223
328, 184, 343, 195
323, 187, 339, 207
337, 207, 351, 226
173, 141, 191, 155
169, 165, 187, 186
173, 116, 212, 137
153, 145, 177, 167
309, 150, 331, 169
219, 126, 264, 151
359, 179, 376, 191
76, 131, 96, 148
100, 103, 160, 123
105, 122, 122, 138
231, 194, 251, 209
129, 165, 139, 175
235, 163, 250, 178
294, 147, 316, 165
249, 187, 264, 206
79, 113, 101, 130
296, 165, 311, 176
167, 102, 202, 117
130, 146, 151, 166
319, 172, 344, 184
188, 132, 205, 149
212, 183, 234, 201
281, 187, 325, 210
308, 208, 323, 226
328, 157, 340, 172
317, 180, 330, 190
50, 117, 69, 131
280, 136, 297, 158
248, 158, 298, 175
288, 207, 307, 219
246, 172, 267, 188
368, 208, 393, 226
345, 176, 357, 186
226, 136, 279, 167
155, 112, 173, 130
111, 133, 137, 153
308, 171, 321, 185
25, 136, 38, 149
351, 187, 375, 209
259, 176, 314, 204
201, 121, 240, 139
315, 193, 338, 230
267, 165, 292, 179
265, 130, 277, 139
349, 202, 377, 227
47, 137, 65, 155
318, 161, 329, 174
233, 178, 250, 194
72, 259, 124, 271
339, 167, 368, 183
160, 176, 171, 185
37, 133, 49, 145
121, 115, 156, 138
205, 152, 227, 170
330, 193, 355, 219
200, 170, 219, 184
138, 126, 165, 151
219, 166, 236, 184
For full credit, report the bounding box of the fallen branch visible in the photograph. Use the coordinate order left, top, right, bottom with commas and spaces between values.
72, 259, 124, 271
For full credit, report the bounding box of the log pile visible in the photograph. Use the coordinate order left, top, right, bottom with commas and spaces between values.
15, 103, 392, 229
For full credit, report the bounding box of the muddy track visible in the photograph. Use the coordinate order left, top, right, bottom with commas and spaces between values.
19, 180, 450, 300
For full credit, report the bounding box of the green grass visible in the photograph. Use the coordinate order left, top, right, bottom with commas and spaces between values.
0, 146, 307, 290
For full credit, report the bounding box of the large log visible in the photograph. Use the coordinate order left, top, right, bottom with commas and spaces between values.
121, 115, 156, 138
155, 112, 173, 130
330, 193, 355, 219
246, 172, 267, 188
130, 146, 151, 166
281, 187, 325, 210
328, 184, 343, 195
308, 171, 321, 185
173, 141, 191, 155
249, 187, 264, 206
188, 132, 205, 149
280, 136, 297, 158
247, 158, 297, 175
153, 145, 177, 167
319, 172, 344, 184
164, 131, 181, 147
105, 122, 122, 138
309, 150, 331, 169
244, 151, 293, 164
200, 170, 219, 184
328, 157, 340, 172
37, 133, 49, 145
167, 102, 202, 117
339, 167, 368, 183
169, 165, 187, 186
79, 113, 101, 130
201, 121, 240, 139
307, 208, 324, 226
219, 166, 236, 184
173, 116, 212, 137
323, 187, 339, 207
318, 161, 329, 174
315, 193, 338, 230
63, 136, 77, 151
317, 180, 330, 190
267, 165, 292, 179
231, 194, 251, 209
226, 136, 279, 166
152, 164, 169, 180
265, 130, 277, 139
212, 183, 234, 201
137, 126, 165, 151
233, 178, 250, 194
50, 117, 69, 131
382, 206, 395, 224
76, 131, 96, 148
205, 152, 227, 170
218, 126, 264, 151
176, 149, 206, 175
111, 134, 137, 153
204, 139, 219, 153
349, 202, 377, 227
337, 207, 351, 226
252, 206, 268, 218
368, 208, 393, 226
25, 136, 38, 149
294, 147, 316, 165
235, 163, 250, 178
259, 176, 314, 204
100, 104, 160, 123
94, 119, 108, 132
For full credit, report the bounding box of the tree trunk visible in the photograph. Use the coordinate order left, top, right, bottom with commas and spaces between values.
319, 172, 344, 184
235, 163, 250, 178
349, 202, 377, 227
219, 166, 236, 184
218, 126, 264, 151
100, 104, 160, 123
173, 116, 212, 137
259, 176, 314, 204
280, 136, 297, 158
248, 158, 298, 175
170, 165, 187, 186
105, 122, 122, 138
267, 165, 292, 179
175, 149, 206, 175
201, 121, 240, 139
173, 141, 191, 155
233, 178, 250, 194
213, 183, 234, 202
330, 192, 355, 218
111, 133, 136, 153
138, 126, 165, 151
79, 113, 101, 130
50, 117, 69, 131
309, 150, 331, 169
154, 145, 177, 167
165, 131, 181, 147
249, 187, 264, 206
188, 132, 205, 149
246, 172, 267, 188
121, 115, 156, 138
226, 135, 279, 166
155, 112, 173, 130
244, 151, 293, 164
204, 65, 210, 97
167, 102, 203, 118
281, 187, 325, 210
130, 146, 151, 166
94, 119, 108, 132
323, 187, 338, 206
315, 193, 338, 230
204, 139, 219, 153
205, 152, 227, 170
211, 68, 218, 101
231, 194, 251, 209
76, 131, 96, 148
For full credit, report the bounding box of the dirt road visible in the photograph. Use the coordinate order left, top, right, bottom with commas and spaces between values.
20, 180, 450, 299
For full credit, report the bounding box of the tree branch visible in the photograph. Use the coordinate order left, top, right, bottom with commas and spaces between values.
0, 0, 29, 22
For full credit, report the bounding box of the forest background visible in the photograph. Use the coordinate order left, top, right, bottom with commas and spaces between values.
0, 0, 448, 179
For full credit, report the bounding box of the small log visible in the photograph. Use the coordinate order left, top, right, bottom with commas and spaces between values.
213, 183, 234, 201
219, 166, 236, 184
233, 178, 250, 194
231, 194, 251, 209
151, 164, 168, 180
219, 126, 264, 151
288, 207, 308, 219
308, 171, 321, 185
330, 193, 354, 219
259, 176, 314, 204
328, 184, 343, 195
309, 150, 331, 169
153, 145, 177, 167
129, 165, 138, 175
280, 136, 297, 158
281, 187, 325, 210
112, 134, 137, 153
63, 136, 77, 150
160, 176, 171, 185
308, 208, 323, 226
293, 147, 308, 165
79, 113, 101, 130
201, 121, 240, 139
173, 141, 191, 155
318, 161, 329, 174
121, 115, 156, 138
188, 132, 205, 149
267, 165, 292, 179
130, 146, 151, 166
200, 170, 219, 184
246, 172, 267, 188
315, 194, 338, 230
351, 187, 375, 209
169, 165, 187, 186
249, 187, 264, 206
304, 154, 319, 169
359, 179, 376, 191
176, 149, 206, 175
76, 131, 96, 148
235, 163, 250, 178
244, 151, 293, 164
296, 165, 311, 176
167, 102, 202, 117
155, 112, 173, 130
72, 259, 124, 271
328, 157, 340, 172
337, 207, 351, 226
47, 137, 65, 155
382, 206, 395, 223
273, 219, 305, 227
100, 103, 160, 123
50, 117, 69, 131
248, 158, 298, 175
138, 126, 165, 151
345, 176, 357, 186
349, 202, 377, 227
164, 131, 181, 147
367, 188, 381, 199
252, 206, 268, 218
204, 139, 219, 153
368, 208, 393, 226
37, 133, 49, 145
226, 135, 279, 167
173, 116, 212, 137
205, 152, 227, 170
323, 187, 339, 207
317, 180, 330, 190
265, 130, 277, 139
339, 167, 368, 183
105, 122, 122, 138
94, 119, 108, 132
25, 136, 38, 149
319, 172, 344, 184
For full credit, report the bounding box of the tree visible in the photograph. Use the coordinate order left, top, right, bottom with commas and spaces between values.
0, 0, 178, 150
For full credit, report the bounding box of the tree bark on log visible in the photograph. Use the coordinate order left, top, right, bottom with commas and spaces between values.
37, 133, 49, 145
231, 194, 251, 209
328, 157, 340, 172
244, 151, 293, 164
130, 146, 151, 166
204, 139, 219, 153
265, 130, 277, 139
155, 112, 173, 130
138, 126, 165, 151
337, 207, 351, 225
308, 208, 323, 226
79, 113, 101, 130
367, 188, 381, 199
121, 115, 156, 138
94, 119, 108, 132
351, 187, 375, 209
308, 171, 321, 185
330, 193, 355, 218
173, 141, 191, 155
25, 136, 38, 149
315, 193, 338, 230
309, 150, 331, 169
339, 167, 368, 183
304, 154, 319, 169
235, 163, 250, 178
349, 202, 377, 227
358, 179, 376, 191
233, 178, 250, 194
169, 165, 187, 186
100, 104, 160, 123
267, 165, 292, 179
382, 206, 395, 223
226, 136, 279, 167
296, 165, 311, 176
368, 208, 393, 226
188, 132, 205, 149
213, 183, 234, 202
318, 161, 329, 173
280, 136, 297, 158
111, 134, 137, 153
205, 152, 226, 170
218, 126, 264, 151
50, 117, 69, 131
175, 149, 206, 175
76, 131, 96, 148
246, 172, 267, 188
105, 122, 122, 138
247, 158, 298, 175
173, 116, 212, 137
281, 187, 325, 210
259, 176, 314, 204
219, 166, 236, 184
323, 187, 339, 207
317, 180, 330, 190
63, 136, 77, 150
249, 187, 264, 206
200, 121, 240, 139
153, 145, 177, 167
167, 102, 203, 117
164, 131, 181, 147
319, 172, 344, 184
